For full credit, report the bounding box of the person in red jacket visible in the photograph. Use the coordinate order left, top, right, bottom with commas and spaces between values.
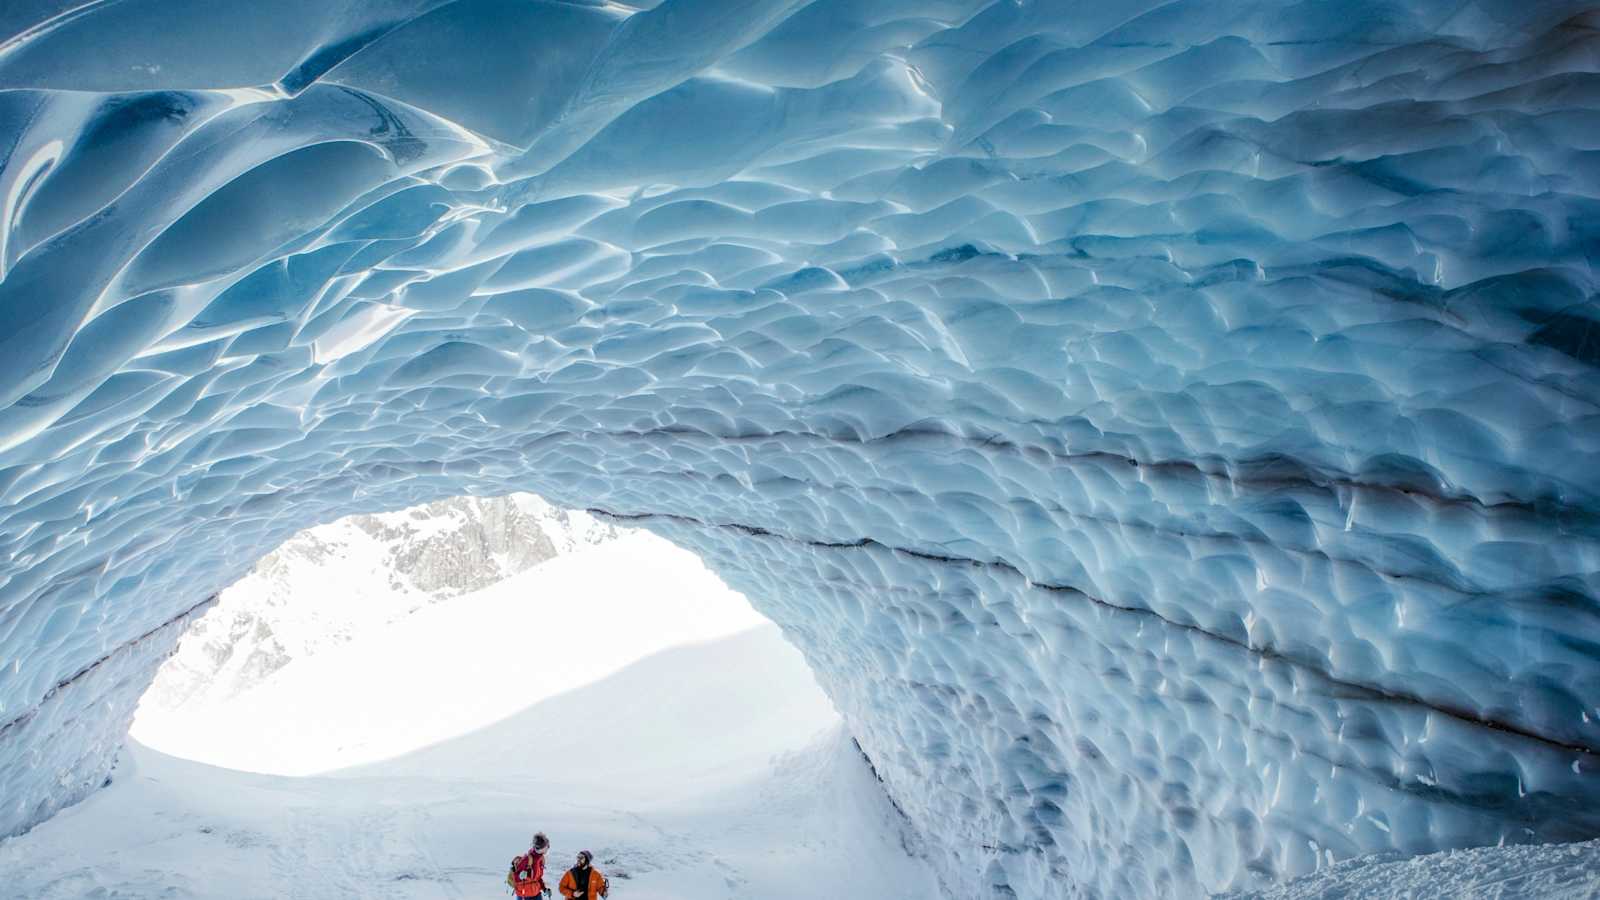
507, 832, 551, 897
558, 850, 609, 899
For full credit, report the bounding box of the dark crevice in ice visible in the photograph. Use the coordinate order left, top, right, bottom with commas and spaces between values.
559, 425, 1597, 526
899, 675, 1600, 833
0, 593, 217, 743
590, 506, 1600, 760
550, 451, 1567, 605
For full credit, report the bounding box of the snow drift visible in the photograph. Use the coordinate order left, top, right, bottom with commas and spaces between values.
0, 2, 1597, 897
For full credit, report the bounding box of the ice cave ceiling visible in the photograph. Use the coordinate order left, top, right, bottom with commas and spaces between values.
1, 1, 1598, 897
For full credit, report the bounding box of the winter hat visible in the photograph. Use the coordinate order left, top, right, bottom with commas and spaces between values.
533, 832, 549, 850
578, 850, 593, 864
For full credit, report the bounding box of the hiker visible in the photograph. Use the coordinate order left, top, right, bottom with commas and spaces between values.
558, 850, 609, 899
507, 832, 551, 898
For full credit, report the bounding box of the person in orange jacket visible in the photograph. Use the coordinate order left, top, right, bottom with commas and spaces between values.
558, 850, 609, 899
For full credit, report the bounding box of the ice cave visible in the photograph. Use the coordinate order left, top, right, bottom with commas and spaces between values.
0, 1, 1597, 897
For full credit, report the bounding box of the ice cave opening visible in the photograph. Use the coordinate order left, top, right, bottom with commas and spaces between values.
2, 2, 1600, 899
127, 492, 838, 779
19, 496, 951, 900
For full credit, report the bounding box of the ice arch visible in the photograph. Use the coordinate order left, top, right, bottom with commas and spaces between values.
1, 2, 1598, 896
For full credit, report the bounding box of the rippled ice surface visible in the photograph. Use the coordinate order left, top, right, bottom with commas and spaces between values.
0, 2, 1597, 898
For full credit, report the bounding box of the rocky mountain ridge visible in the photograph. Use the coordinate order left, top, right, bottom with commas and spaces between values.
140, 495, 623, 711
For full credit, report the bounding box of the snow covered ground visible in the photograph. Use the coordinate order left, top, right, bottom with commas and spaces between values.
0, 533, 943, 899
1219, 839, 1600, 900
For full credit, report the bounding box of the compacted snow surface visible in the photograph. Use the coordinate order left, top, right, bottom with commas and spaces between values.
1220, 840, 1600, 900
1, 3, 1598, 898
0, 534, 941, 899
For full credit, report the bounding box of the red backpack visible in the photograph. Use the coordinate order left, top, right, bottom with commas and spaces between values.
509, 849, 546, 897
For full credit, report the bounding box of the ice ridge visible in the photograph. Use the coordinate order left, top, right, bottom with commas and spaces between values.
1, 2, 1598, 898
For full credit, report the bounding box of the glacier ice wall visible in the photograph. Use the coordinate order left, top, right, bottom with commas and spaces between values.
1, 2, 1598, 896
